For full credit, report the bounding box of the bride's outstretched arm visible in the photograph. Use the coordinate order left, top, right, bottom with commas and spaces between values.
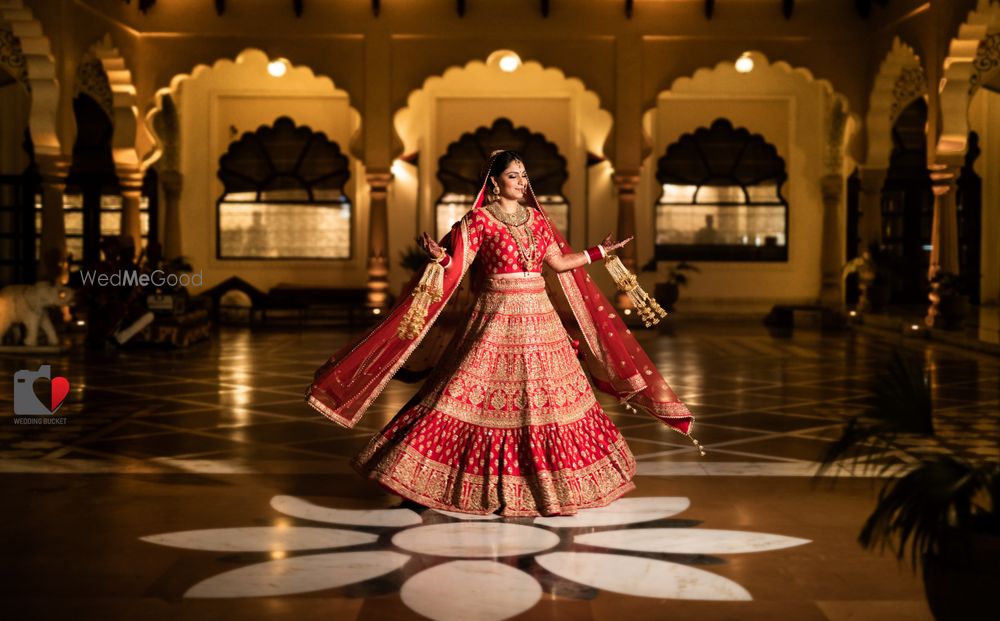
544, 233, 634, 273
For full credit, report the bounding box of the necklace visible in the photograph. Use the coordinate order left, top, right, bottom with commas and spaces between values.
487, 201, 539, 270
486, 201, 529, 227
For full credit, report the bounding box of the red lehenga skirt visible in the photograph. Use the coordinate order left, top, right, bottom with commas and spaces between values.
352, 274, 636, 517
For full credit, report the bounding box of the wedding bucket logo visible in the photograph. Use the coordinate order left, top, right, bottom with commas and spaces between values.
13, 365, 70, 417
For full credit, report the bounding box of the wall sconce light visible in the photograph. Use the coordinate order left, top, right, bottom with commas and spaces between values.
268, 59, 289, 77
499, 52, 522, 73
735, 52, 755, 74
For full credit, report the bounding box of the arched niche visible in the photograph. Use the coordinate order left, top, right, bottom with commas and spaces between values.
393, 50, 612, 258
216, 116, 352, 260
867, 37, 927, 169
643, 52, 858, 312
654, 118, 789, 263
143, 49, 361, 291
434, 118, 568, 239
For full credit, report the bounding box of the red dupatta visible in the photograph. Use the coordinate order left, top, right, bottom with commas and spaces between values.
306, 152, 695, 439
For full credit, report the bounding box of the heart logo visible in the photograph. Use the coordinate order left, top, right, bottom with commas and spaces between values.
50, 376, 70, 413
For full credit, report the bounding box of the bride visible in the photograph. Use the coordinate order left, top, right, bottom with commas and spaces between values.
306, 149, 694, 516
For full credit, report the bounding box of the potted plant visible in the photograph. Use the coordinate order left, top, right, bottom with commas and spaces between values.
816, 350, 1000, 621
928, 270, 969, 330
653, 262, 700, 312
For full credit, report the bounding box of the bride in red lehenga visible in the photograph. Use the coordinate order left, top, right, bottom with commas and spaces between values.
306, 150, 696, 517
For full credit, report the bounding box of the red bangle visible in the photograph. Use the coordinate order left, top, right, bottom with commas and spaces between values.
438, 254, 451, 268
586, 246, 603, 263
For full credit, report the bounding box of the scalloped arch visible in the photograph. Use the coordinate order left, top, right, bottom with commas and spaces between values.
142, 49, 360, 169
938, 0, 1000, 158
650, 51, 857, 174
0, 1, 61, 157
82, 34, 149, 170
867, 37, 927, 169
393, 54, 612, 160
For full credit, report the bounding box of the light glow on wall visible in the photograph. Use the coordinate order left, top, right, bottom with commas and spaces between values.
735, 53, 755, 74
499, 53, 522, 72
267, 59, 288, 77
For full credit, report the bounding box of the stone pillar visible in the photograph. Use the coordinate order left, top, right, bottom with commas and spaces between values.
366, 171, 393, 309
118, 168, 144, 260
856, 167, 887, 254
925, 162, 960, 328
820, 174, 844, 307
37, 155, 69, 284
161, 169, 183, 258
612, 172, 639, 309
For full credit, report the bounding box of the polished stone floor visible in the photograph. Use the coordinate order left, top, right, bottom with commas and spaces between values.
2, 321, 998, 620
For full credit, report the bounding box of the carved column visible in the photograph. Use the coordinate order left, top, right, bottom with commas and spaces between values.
820, 174, 844, 307
366, 171, 393, 309
37, 155, 69, 284
925, 162, 960, 328
161, 169, 183, 258
118, 167, 144, 260
612, 172, 639, 309
856, 167, 887, 254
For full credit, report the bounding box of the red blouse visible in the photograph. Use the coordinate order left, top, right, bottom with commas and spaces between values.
456, 207, 561, 274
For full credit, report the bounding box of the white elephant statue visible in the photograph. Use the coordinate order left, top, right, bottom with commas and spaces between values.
0, 282, 75, 347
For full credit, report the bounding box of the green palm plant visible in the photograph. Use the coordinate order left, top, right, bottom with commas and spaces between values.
816, 349, 1000, 619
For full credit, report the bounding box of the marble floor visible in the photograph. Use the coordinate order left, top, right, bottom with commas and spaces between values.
2, 321, 998, 621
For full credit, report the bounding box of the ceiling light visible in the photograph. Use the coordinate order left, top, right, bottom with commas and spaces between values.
499, 53, 522, 72
268, 59, 288, 77
735, 52, 754, 74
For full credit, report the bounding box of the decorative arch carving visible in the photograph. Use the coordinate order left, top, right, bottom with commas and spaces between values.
0, 21, 29, 91
937, 0, 1000, 157
143, 49, 359, 169
217, 116, 351, 198
394, 53, 612, 161
0, 1, 62, 157
867, 37, 926, 168
436, 118, 567, 199
653, 51, 857, 174
85, 34, 145, 170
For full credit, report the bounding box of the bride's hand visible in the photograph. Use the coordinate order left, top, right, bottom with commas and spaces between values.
417, 232, 444, 260
600, 232, 634, 254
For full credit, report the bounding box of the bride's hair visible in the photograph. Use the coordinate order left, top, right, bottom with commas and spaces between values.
483, 150, 524, 187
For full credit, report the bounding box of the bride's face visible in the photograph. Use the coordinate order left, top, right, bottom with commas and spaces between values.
492, 160, 528, 201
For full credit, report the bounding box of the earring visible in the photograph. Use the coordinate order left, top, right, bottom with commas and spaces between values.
491, 182, 501, 200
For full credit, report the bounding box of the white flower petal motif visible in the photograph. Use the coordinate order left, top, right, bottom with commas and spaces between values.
185, 551, 410, 598
393, 523, 559, 558
270, 494, 421, 527
140, 526, 376, 552
401, 560, 541, 621
533, 497, 690, 528
536, 552, 752, 601
432, 508, 500, 521
575, 528, 812, 555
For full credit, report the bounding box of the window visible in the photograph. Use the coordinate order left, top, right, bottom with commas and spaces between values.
217, 116, 351, 260
655, 119, 789, 262
435, 118, 569, 240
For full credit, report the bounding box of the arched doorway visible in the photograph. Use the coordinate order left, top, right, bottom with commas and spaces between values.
880, 98, 933, 305
434, 118, 568, 240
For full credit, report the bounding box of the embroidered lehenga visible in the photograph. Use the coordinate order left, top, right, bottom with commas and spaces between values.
306, 158, 694, 517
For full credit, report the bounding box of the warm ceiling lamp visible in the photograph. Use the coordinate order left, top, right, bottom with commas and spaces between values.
498, 53, 522, 72
735, 52, 755, 74
268, 59, 289, 77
